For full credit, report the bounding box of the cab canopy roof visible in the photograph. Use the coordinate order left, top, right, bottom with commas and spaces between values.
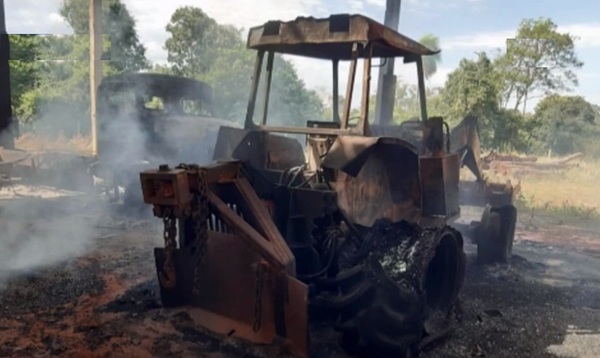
247, 13, 439, 62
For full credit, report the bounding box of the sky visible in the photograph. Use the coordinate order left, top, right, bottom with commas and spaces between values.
4, 0, 600, 111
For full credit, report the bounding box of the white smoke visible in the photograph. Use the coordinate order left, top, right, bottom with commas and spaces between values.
0, 185, 109, 288
0, 98, 154, 289
0, 75, 233, 289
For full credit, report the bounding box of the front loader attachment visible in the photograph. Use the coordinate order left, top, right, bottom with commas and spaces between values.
139, 161, 309, 357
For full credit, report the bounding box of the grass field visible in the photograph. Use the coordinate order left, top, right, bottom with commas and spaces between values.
483, 157, 600, 226
517, 161, 599, 207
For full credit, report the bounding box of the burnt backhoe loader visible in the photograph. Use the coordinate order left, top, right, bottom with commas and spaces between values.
138, 14, 517, 357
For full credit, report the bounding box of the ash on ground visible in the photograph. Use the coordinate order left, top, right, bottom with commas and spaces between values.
1, 190, 600, 357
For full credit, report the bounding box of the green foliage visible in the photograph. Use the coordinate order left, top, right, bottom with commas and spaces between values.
165, 6, 324, 125
202, 48, 325, 125
15, 0, 150, 134
490, 108, 531, 152
441, 53, 501, 133
60, 0, 150, 72
530, 94, 597, 155
198, 44, 255, 120
391, 83, 445, 123
103, 1, 151, 72
419, 34, 441, 80
434, 18, 590, 154
439, 52, 534, 151
164, 6, 241, 77
496, 17, 583, 114
8, 35, 42, 121
23, 35, 97, 134
267, 56, 325, 126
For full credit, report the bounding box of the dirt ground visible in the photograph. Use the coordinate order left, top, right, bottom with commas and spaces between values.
1, 188, 600, 358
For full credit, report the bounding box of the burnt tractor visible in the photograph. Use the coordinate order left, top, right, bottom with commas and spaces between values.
91, 73, 240, 206
138, 14, 517, 357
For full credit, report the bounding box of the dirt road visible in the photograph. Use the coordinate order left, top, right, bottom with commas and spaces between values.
1, 192, 600, 357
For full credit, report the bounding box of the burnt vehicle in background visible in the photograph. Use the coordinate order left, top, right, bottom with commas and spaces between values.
92, 73, 239, 205
138, 14, 518, 357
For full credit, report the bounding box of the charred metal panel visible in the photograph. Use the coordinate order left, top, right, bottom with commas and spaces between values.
420, 153, 460, 218
265, 133, 305, 170
213, 126, 305, 170
213, 126, 259, 162
322, 136, 421, 226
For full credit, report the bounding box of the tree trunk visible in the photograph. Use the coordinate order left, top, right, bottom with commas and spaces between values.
503, 83, 514, 109
513, 90, 523, 111
522, 88, 528, 116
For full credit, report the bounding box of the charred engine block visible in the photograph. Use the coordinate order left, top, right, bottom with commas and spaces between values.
239, 162, 346, 280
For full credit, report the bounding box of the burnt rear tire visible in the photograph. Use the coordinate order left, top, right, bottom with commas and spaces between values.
333, 226, 466, 357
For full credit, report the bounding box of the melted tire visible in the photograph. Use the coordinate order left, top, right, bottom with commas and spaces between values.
333, 225, 466, 357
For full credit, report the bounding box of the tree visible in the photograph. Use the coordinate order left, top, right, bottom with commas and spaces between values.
530, 95, 596, 155
419, 34, 441, 80
267, 55, 324, 127
199, 45, 255, 120
59, 0, 149, 72
391, 82, 446, 122
200, 46, 324, 125
496, 17, 583, 115
440, 52, 529, 150
103, 1, 150, 72
19, 34, 97, 135
164, 6, 324, 125
164, 6, 241, 77
18, 0, 149, 135
8, 35, 42, 122
442, 52, 501, 125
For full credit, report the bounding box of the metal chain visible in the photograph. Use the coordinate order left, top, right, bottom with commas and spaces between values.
192, 167, 209, 294
253, 262, 265, 332
159, 207, 177, 289
195, 167, 209, 259
176, 163, 210, 295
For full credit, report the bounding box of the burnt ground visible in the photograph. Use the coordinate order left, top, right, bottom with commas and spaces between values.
1, 194, 600, 357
